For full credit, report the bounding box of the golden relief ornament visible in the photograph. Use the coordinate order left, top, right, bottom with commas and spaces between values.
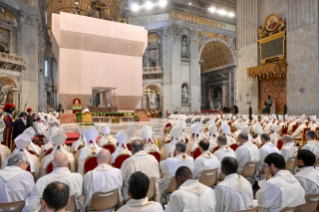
257, 14, 286, 40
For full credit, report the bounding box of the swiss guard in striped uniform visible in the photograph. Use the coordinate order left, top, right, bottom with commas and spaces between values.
3, 103, 15, 151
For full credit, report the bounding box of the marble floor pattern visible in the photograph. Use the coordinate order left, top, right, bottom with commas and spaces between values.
61, 118, 192, 140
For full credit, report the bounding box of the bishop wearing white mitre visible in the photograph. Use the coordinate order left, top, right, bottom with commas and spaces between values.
70, 127, 86, 154
4, 133, 40, 181
0, 152, 35, 203
39, 126, 60, 159
235, 132, 259, 175
97, 125, 117, 147
141, 125, 160, 154
40, 130, 76, 177
158, 141, 194, 195
121, 138, 160, 201
160, 126, 183, 161
207, 124, 218, 150
75, 126, 102, 175
23, 127, 42, 158
186, 123, 201, 155
83, 149, 123, 209
23, 153, 83, 212
112, 130, 131, 164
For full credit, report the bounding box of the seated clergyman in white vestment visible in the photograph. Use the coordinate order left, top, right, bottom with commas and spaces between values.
0, 152, 35, 203
75, 127, 102, 175
213, 135, 236, 162
214, 157, 254, 212
158, 142, 194, 195
40, 182, 70, 212
256, 153, 306, 212
193, 139, 220, 180
302, 130, 319, 156
83, 149, 123, 209
281, 135, 297, 162
40, 130, 76, 177
258, 133, 281, 175
23, 153, 83, 212
235, 132, 259, 174
70, 127, 87, 154
117, 171, 164, 212
0, 142, 11, 169
121, 140, 160, 201
295, 149, 319, 195
165, 166, 216, 212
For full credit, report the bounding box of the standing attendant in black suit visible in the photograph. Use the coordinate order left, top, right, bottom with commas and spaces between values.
12, 112, 27, 141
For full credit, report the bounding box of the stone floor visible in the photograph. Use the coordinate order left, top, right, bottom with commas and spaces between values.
61, 118, 192, 140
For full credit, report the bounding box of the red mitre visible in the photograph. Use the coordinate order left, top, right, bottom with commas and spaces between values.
3, 103, 15, 112
73, 98, 81, 104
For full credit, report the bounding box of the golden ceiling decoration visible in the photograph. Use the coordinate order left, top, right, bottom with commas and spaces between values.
46, 0, 126, 24
200, 40, 234, 72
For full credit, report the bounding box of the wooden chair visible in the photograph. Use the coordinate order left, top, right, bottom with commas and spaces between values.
102, 143, 117, 154
192, 147, 202, 160
148, 151, 161, 163
84, 155, 98, 174
279, 207, 296, 212
285, 157, 296, 173
236, 205, 258, 212
301, 127, 310, 146
315, 127, 319, 141
89, 189, 120, 211
230, 143, 239, 151
147, 178, 156, 200
314, 156, 319, 167
113, 154, 131, 169
65, 195, 77, 212
199, 169, 217, 187
218, 173, 226, 181
281, 125, 288, 136
126, 143, 132, 152
211, 146, 220, 153
162, 177, 176, 204
44, 147, 54, 156
241, 162, 257, 184
292, 124, 299, 134
0, 200, 25, 212
295, 194, 319, 212
277, 140, 283, 150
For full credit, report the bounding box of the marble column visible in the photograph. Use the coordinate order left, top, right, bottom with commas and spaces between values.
162, 24, 183, 114
189, 29, 200, 113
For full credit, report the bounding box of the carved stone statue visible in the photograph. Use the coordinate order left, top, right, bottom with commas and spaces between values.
199, 32, 210, 49
0, 85, 15, 106
148, 91, 158, 108
182, 84, 190, 104
181, 36, 189, 59
261, 95, 273, 114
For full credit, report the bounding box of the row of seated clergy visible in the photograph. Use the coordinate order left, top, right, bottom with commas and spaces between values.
2, 137, 319, 211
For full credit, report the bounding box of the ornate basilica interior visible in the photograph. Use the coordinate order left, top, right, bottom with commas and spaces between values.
1, 0, 317, 115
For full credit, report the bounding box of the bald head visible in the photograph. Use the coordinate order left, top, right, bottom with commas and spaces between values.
98, 149, 111, 164
53, 153, 69, 168
221, 156, 238, 176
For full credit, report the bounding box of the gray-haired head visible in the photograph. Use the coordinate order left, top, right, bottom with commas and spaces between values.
175, 142, 186, 153
131, 139, 144, 153
8, 152, 27, 167
52, 153, 69, 168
